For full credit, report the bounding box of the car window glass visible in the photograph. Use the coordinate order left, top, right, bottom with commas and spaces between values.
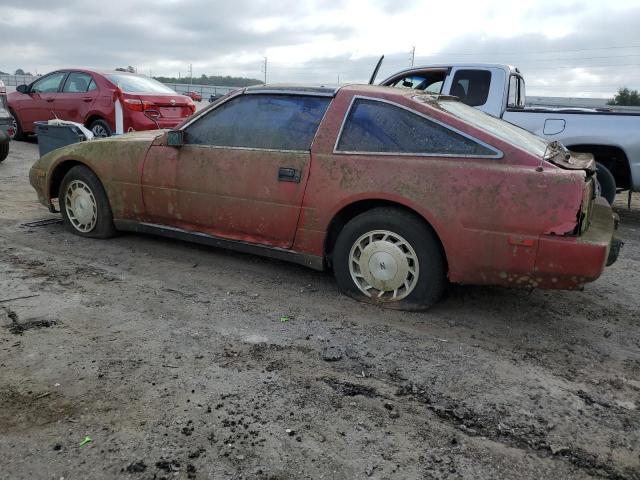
185, 94, 331, 150
87, 79, 97, 92
336, 98, 496, 156
450, 70, 491, 106
105, 74, 176, 94
62, 72, 94, 93
32, 72, 66, 93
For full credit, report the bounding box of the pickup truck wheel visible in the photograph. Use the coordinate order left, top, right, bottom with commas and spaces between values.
60, 165, 116, 238
596, 163, 616, 204
89, 119, 112, 138
333, 208, 446, 311
0, 141, 8, 162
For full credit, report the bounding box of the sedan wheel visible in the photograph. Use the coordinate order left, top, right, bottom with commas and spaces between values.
89, 119, 112, 138
349, 230, 419, 301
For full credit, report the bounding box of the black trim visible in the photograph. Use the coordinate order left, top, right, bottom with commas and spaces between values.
113, 220, 325, 270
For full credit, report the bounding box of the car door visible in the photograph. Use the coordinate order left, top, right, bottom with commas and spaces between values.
54, 72, 98, 123
19, 71, 67, 131
141, 92, 331, 248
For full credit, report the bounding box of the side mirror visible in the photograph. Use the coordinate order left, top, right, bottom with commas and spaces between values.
167, 129, 184, 147
16, 84, 29, 94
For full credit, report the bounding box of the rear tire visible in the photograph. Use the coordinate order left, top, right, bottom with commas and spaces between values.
596, 162, 616, 205
0, 141, 8, 162
60, 165, 116, 238
332, 207, 446, 311
89, 119, 112, 138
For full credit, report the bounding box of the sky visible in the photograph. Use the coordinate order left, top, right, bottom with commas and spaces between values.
1, 0, 639, 98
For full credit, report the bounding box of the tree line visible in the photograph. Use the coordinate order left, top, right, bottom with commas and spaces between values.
153, 73, 262, 87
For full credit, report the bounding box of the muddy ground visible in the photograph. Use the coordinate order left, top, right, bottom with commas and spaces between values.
0, 139, 639, 480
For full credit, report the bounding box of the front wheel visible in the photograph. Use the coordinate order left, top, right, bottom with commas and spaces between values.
60, 165, 116, 238
332, 208, 446, 311
0, 141, 8, 162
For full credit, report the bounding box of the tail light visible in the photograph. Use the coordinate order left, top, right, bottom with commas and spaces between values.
186, 98, 196, 114
123, 98, 157, 112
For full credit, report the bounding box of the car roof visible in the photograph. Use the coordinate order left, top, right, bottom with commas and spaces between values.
245, 85, 340, 97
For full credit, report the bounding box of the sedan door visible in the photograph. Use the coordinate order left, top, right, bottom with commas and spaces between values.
18, 71, 67, 131
54, 72, 99, 123
141, 92, 331, 248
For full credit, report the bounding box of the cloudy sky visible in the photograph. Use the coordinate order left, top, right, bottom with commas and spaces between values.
1, 0, 639, 98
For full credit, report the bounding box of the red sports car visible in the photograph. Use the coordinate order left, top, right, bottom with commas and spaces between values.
8, 69, 196, 139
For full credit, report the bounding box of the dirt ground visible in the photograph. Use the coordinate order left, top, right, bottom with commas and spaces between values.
1, 138, 639, 480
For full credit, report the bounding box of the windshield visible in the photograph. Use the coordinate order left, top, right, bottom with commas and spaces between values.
417, 96, 549, 157
105, 74, 176, 94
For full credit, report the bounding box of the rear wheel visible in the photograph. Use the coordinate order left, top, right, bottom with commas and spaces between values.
89, 119, 112, 138
0, 141, 8, 162
332, 208, 446, 311
60, 165, 116, 238
596, 162, 616, 204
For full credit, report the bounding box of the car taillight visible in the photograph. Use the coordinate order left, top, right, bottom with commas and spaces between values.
185, 98, 196, 113
123, 98, 156, 112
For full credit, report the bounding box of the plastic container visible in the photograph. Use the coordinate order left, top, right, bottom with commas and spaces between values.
35, 121, 87, 157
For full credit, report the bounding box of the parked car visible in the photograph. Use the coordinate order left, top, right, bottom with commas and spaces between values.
209, 93, 225, 103
8, 69, 196, 140
182, 91, 202, 102
0, 80, 11, 162
379, 63, 640, 204
29, 85, 620, 310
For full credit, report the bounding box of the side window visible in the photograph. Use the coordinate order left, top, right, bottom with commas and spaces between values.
390, 72, 446, 94
32, 72, 67, 93
336, 98, 497, 157
185, 94, 331, 150
450, 70, 491, 106
87, 79, 97, 92
62, 73, 94, 93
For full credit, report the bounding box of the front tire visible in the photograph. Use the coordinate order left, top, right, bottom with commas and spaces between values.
89, 119, 112, 138
0, 141, 8, 162
60, 165, 116, 238
332, 208, 446, 311
595, 163, 616, 205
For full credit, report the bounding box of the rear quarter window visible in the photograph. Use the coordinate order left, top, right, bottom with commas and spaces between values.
450, 70, 492, 107
336, 97, 499, 157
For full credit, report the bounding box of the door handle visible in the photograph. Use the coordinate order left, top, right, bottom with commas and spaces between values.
45, 98, 54, 103
82, 97, 93, 102
278, 167, 301, 183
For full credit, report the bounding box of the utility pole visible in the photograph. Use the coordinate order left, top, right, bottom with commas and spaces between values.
189, 63, 193, 88
262, 57, 268, 85
410, 46, 415, 67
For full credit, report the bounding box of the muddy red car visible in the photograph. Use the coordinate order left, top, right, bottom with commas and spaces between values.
29, 85, 620, 310
8, 69, 196, 139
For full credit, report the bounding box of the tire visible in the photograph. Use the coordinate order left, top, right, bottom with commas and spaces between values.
8, 110, 26, 141
59, 165, 116, 238
0, 141, 8, 162
332, 207, 446, 311
89, 119, 112, 138
596, 162, 616, 205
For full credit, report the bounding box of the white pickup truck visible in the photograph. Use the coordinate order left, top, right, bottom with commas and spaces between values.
379, 63, 640, 204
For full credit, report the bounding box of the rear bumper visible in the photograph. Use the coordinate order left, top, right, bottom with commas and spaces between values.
126, 112, 186, 132
534, 197, 618, 289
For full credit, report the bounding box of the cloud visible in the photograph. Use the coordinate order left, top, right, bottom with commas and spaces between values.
0, 0, 638, 97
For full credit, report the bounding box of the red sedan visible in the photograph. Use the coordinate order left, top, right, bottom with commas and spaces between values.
8, 69, 196, 139
182, 91, 203, 102
29, 85, 619, 310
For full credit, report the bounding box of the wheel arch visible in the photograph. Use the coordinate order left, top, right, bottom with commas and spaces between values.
48, 159, 100, 199
323, 198, 449, 272
84, 114, 111, 130
566, 143, 631, 190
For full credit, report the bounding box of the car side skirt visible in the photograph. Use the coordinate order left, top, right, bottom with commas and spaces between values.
113, 220, 325, 271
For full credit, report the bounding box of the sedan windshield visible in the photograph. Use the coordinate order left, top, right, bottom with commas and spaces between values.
105, 74, 176, 94
416, 95, 549, 157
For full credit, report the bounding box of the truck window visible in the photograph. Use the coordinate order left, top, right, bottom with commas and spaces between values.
450, 70, 491, 107
388, 71, 446, 94
336, 97, 498, 157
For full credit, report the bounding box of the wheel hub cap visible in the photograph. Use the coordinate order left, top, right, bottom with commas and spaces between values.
65, 180, 97, 232
349, 230, 419, 301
